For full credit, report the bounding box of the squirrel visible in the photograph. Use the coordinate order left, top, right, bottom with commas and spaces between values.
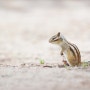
49, 32, 81, 66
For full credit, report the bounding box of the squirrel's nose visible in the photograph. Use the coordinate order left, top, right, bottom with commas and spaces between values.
49, 39, 51, 43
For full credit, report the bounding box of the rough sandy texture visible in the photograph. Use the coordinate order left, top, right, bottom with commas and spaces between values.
0, 0, 90, 90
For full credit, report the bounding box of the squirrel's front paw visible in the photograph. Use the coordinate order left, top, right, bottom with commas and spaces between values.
60, 52, 63, 56
62, 60, 69, 66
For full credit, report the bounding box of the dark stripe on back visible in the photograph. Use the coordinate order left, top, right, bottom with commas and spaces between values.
72, 44, 81, 63
66, 41, 78, 60
67, 41, 81, 63
69, 46, 76, 59
70, 43, 79, 60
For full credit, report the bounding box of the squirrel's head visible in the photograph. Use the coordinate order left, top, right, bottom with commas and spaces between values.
49, 32, 63, 44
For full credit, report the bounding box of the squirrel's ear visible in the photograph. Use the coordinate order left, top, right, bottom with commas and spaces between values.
57, 32, 60, 37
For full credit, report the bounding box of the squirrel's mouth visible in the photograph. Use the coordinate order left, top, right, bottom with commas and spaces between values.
49, 39, 52, 43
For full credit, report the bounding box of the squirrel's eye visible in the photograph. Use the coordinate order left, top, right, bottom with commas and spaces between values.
52, 37, 55, 40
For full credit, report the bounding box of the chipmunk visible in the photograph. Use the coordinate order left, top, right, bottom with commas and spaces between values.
49, 32, 81, 66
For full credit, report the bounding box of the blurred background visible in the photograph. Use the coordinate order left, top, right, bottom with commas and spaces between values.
0, 0, 90, 65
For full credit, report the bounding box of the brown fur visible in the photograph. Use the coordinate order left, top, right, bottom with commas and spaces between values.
49, 32, 81, 66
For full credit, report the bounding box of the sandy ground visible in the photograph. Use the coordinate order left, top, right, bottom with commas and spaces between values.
0, 0, 90, 90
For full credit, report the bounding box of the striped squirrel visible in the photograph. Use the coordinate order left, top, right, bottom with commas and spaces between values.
49, 32, 81, 66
